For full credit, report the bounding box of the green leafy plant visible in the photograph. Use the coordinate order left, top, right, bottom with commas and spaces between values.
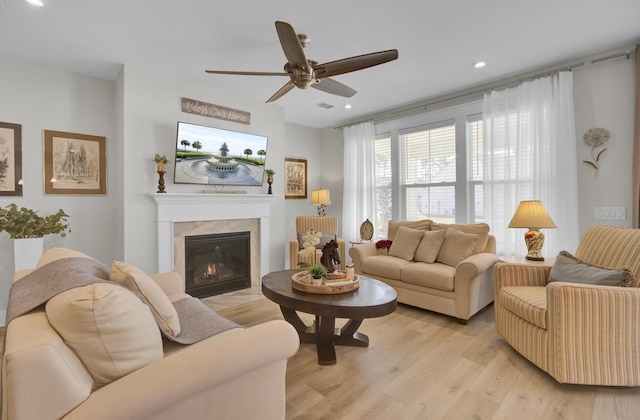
0, 204, 70, 239
307, 264, 327, 279
266, 169, 275, 175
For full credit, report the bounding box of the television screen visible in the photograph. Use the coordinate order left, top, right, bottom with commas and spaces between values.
173, 121, 268, 187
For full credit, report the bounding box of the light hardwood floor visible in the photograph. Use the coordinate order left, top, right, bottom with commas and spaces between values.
216, 297, 640, 420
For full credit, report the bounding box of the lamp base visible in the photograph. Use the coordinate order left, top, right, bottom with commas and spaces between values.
524, 229, 545, 261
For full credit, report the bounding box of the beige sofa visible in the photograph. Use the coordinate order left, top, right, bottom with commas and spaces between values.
2, 248, 299, 420
349, 220, 498, 323
494, 225, 640, 386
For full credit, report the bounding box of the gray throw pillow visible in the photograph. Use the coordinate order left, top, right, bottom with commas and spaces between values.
547, 251, 634, 287
298, 233, 337, 250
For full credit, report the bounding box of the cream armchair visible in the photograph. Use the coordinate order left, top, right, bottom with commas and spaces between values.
289, 216, 346, 270
494, 225, 640, 386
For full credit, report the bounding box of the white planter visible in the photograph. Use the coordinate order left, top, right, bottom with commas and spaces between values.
14, 237, 44, 271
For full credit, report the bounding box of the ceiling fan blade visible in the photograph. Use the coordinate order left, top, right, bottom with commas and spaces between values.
266, 81, 295, 103
311, 77, 357, 98
314, 49, 398, 79
205, 70, 289, 76
275, 21, 308, 72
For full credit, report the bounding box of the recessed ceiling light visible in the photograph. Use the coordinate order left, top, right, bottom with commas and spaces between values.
473, 61, 486, 69
25, 0, 45, 6
344, 104, 352, 109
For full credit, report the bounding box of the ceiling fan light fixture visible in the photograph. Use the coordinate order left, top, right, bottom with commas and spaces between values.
25, 0, 45, 6
473, 61, 486, 69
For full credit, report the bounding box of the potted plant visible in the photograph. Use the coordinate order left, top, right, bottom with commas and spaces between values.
0, 203, 70, 270
266, 169, 275, 182
307, 264, 327, 285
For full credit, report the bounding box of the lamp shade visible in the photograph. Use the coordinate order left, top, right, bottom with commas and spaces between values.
311, 189, 331, 206
508, 200, 556, 229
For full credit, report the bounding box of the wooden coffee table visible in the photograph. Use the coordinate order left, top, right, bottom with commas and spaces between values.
261, 269, 397, 365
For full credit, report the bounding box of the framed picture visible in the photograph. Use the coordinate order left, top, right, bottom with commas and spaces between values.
284, 158, 307, 199
0, 122, 23, 196
44, 130, 107, 195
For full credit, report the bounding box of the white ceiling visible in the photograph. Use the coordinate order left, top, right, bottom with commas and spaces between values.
1, 1, 639, 129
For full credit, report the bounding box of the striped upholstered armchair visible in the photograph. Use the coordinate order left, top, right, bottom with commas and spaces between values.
494, 225, 640, 386
289, 216, 346, 271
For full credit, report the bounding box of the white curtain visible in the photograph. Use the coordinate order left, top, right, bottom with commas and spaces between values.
342, 121, 375, 244
483, 71, 579, 257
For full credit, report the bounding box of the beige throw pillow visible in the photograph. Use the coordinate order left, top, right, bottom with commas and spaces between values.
387, 220, 432, 241
436, 228, 479, 267
414, 230, 447, 263
110, 260, 181, 338
388, 226, 425, 261
46, 283, 163, 389
431, 222, 490, 254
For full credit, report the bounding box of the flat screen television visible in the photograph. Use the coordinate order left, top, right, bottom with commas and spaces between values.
173, 121, 268, 187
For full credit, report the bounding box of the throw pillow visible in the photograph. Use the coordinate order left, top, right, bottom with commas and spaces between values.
435, 228, 479, 267
297, 233, 337, 250
388, 226, 425, 261
431, 222, 490, 254
414, 230, 447, 263
110, 260, 181, 337
547, 251, 634, 287
36, 247, 96, 268
46, 283, 163, 389
387, 220, 432, 241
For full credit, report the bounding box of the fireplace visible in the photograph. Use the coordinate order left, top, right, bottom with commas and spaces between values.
185, 231, 251, 298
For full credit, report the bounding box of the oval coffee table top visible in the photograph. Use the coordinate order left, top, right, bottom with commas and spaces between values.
262, 269, 397, 319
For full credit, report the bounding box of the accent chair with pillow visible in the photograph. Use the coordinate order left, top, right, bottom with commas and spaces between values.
2, 248, 300, 420
494, 224, 640, 386
289, 215, 346, 270
349, 220, 498, 323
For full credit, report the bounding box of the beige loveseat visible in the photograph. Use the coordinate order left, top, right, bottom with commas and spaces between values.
2, 248, 299, 420
349, 220, 498, 323
494, 225, 640, 386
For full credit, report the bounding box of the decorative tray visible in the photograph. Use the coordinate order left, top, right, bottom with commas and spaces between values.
291, 271, 360, 294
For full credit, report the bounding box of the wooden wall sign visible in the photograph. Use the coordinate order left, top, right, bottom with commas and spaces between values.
181, 97, 251, 125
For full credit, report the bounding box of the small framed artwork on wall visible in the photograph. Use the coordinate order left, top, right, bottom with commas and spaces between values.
284, 157, 307, 199
44, 130, 107, 195
0, 121, 23, 196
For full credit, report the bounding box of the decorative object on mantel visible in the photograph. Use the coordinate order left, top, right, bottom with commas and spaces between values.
582, 127, 610, 171
0, 203, 70, 270
360, 218, 374, 241
154, 154, 169, 193
266, 169, 275, 194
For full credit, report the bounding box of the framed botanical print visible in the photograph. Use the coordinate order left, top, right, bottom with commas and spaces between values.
44, 130, 107, 195
284, 158, 307, 199
0, 121, 23, 196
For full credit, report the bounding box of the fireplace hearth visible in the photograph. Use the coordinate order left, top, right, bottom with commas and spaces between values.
185, 231, 251, 298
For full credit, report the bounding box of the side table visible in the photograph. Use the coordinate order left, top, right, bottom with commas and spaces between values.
499, 255, 556, 267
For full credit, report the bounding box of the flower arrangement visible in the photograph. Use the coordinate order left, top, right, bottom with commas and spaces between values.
298, 229, 321, 268
154, 154, 169, 172
582, 127, 610, 171
0, 203, 70, 239
375, 239, 393, 255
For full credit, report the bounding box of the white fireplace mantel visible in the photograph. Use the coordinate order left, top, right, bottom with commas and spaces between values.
151, 193, 276, 277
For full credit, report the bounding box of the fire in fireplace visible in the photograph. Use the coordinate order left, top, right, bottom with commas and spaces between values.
184, 231, 251, 298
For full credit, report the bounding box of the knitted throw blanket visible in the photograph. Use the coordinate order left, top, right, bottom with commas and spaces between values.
5, 257, 240, 344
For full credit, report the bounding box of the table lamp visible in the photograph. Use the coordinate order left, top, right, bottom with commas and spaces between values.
311, 189, 331, 216
508, 200, 556, 261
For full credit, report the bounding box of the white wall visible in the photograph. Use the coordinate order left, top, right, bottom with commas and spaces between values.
573, 55, 636, 235
119, 65, 287, 274
0, 56, 118, 322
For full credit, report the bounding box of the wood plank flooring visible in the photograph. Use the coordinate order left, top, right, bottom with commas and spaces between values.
216, 298, 640, 420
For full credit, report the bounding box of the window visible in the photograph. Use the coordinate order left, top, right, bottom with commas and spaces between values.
372, 101, 482, 235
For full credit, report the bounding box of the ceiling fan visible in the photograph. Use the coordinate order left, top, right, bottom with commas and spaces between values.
205, 21, 398, 103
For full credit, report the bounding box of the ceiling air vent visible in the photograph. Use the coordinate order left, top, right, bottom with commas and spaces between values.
316, 102, 334, 109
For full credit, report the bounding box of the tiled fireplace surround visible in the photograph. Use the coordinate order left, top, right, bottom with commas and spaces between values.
151, 193, 274, 290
